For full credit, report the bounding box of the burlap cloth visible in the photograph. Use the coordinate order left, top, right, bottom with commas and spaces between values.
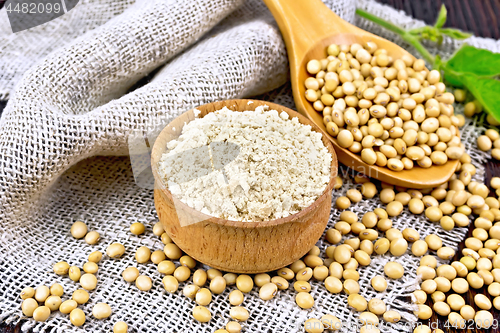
0, 0, 498, 332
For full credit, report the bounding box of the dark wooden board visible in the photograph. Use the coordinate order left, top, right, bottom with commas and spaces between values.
376, 0, 500, 39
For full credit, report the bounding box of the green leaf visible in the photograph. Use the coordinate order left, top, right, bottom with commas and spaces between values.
462, 75, 500, 122
443, 69, 465, 87
445, 44, 500, 77
436, 55, 462, 87
435, 5, 447, 28
442, 45, 500, 122
439, 28, 472, 40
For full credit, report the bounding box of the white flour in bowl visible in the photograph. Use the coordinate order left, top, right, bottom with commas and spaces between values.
158, 105, 332, 221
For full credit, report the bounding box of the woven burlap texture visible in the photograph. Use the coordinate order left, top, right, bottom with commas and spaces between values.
0, 0, 496, 332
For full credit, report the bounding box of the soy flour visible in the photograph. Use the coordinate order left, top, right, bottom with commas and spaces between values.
158, 105, 332, 221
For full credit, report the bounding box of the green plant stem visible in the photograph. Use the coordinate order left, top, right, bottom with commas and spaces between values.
356, 8, 435, 66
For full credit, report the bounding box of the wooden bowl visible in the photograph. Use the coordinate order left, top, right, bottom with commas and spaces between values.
151, 99, 338, 273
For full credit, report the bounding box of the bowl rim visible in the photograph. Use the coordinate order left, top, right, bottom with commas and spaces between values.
151, 99, 338, 228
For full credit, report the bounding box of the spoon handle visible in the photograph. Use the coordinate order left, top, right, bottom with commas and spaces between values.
262, 0, 354, 67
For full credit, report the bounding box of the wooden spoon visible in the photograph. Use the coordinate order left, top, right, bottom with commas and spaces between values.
263, 0, 458, 188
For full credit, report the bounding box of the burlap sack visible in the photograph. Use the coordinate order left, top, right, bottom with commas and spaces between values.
0, 0, 496, 332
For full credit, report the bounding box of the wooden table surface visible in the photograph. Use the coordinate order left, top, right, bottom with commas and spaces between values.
1, 0, 500, 332
377, 0, 500, 39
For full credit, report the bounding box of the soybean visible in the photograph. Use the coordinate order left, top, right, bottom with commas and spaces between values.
136, 275, 152, 291
384, 262, 404, 279
296, 292, 314, 309
192, 306, 211, 323
371, 276, 387, 292
71, 221, 88, 239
